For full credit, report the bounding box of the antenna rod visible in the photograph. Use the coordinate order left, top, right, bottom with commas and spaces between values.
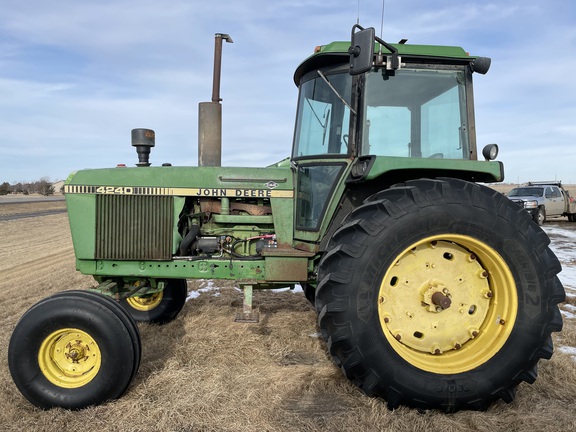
380, 0, 385, 38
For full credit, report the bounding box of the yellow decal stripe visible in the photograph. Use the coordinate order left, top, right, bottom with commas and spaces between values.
64, 185, 294, 198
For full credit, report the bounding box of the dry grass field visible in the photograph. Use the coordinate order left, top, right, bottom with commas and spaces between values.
1, 200, 576, 432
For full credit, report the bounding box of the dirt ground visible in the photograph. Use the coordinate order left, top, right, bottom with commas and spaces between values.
1, 201, 575, 432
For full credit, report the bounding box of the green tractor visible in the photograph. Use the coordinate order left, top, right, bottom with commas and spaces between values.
9, 25, 564, 412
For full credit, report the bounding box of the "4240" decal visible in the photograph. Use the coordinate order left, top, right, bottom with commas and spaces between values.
96, 186, 134, 194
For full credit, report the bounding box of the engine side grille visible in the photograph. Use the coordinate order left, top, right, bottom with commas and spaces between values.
96, 195, 173, 260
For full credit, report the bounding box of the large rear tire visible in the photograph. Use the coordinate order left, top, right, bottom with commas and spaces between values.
316, 178, 564, 412
119, 278, 187, 324
8, 291, 141, 409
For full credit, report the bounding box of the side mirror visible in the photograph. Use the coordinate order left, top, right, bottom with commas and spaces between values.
349, 26, 375, 75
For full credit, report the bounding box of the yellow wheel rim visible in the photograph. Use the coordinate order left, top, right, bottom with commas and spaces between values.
38, 328, 101, 388
378, 234, 517, 374
126, 291, 163, 311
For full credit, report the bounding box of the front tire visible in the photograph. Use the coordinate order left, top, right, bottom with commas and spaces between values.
9, 291, 141, 409
120, 279, 187, 324
302, 283, 316, 304
316, 178, 564, 412
534, 207, 546, 225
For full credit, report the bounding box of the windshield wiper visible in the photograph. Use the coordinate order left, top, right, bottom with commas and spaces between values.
305, 99, 330, 146
317, 70, 356, 115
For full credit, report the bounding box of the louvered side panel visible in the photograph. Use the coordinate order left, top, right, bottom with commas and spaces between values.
96, 195, 173, 260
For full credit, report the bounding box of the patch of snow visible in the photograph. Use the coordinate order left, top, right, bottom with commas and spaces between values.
187, 291, 201, 300
543, 225, 576, 242
542, 224, 576, 291
558, 346, 576, 362
271, 284, 304, 294
558, 346, 576, 356
186, 279, 221, 302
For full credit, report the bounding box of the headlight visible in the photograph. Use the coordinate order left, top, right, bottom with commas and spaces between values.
482, 144, 499, 160
524, 200, 538, 209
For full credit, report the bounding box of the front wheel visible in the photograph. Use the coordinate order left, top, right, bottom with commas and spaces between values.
534, 207, 546, 225
119, 279, 188, 324
316, 178, 564, 412
8, 291, 141, 409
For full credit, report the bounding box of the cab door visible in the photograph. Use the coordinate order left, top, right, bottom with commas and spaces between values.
546, 186, 565, 216
294, 162, 347, 234
291, 67, 354, 246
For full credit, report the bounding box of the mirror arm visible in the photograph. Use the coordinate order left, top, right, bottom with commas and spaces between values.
374, 35, 399, 70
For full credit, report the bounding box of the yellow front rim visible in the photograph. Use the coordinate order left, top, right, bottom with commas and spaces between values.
38, 328, 101, 388
126, 292, 163, 311
378, 234, 517, 374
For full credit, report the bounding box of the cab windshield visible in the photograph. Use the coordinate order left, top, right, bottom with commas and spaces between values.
362, 67, 470, 159
292, 71, 352, 159
292, 65, 471, 160
508, 187, 544, 198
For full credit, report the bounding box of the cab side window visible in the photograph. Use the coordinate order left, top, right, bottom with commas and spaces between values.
548, 187, 560, 198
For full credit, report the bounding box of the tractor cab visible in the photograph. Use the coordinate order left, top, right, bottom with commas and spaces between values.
290, 25, 500, 242
292, 25, 494, 162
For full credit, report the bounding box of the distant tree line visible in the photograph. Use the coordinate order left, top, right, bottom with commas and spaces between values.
0, 178, 56, 196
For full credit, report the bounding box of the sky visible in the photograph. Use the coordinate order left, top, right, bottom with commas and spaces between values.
0, 0, 575, 184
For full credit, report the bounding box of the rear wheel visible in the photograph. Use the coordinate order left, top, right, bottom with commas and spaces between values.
316, 178, 564, 412
120, 279, 187, 324
9, 291, 141, 409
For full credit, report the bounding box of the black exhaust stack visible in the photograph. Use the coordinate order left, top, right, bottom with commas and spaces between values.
198, 33, 233, 167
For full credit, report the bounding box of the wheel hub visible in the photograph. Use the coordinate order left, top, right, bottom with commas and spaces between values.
421, 282, 452, 312
379, 239, 492, 354
38, 328, 101, 388
126, 291, 163, 311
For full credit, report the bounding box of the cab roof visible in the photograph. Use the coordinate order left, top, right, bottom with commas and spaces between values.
294, 41, 473, 85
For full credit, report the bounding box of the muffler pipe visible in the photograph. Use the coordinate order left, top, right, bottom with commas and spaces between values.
198, 33, 233, 167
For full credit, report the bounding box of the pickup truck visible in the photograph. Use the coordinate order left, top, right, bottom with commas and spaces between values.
507, 181, 576, 224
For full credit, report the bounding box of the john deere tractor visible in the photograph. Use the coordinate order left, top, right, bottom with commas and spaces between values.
9, 25, 564, 412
